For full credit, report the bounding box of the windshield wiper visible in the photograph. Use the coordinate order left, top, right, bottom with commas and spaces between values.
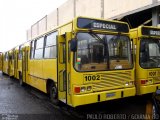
89, 31, 103, 42
89, 32, 110, 69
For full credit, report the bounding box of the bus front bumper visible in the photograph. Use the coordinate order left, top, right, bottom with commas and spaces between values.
138, 84, 160, 95
72, 87, 135, 107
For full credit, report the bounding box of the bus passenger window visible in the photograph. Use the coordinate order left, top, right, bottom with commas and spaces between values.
19, 46, 22, 60
5, 53, 8, 61
44, 32, 57, 59
30, 41, 35, 59
34, 37, 44, 59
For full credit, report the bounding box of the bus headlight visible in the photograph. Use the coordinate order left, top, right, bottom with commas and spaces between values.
87, 86, 92, 91
147, 79, 153, 84
141, 80, 153, 85
129, 81, 134, 85
125, 82, 129, 86
125, 81, 134, 86
81, 87, 86, 92
74, 85, 92, 94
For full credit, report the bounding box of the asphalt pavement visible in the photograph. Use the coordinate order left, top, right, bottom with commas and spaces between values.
0, 72, 73, 120
0, 71, 157, 120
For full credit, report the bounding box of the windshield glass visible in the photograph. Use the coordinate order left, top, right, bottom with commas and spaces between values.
140, 38, 160, 68
75, 32, 132, 71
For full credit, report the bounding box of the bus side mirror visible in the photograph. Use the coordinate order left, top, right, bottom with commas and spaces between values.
70, 39, 77, 52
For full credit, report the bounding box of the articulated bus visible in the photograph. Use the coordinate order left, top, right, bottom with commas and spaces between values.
12, 46, 20, 79
2, 17, 135, 107
2, 46, 22, 79
2, 50, 15, 77
12, 45, 23, 79
8, 50, 15, 77
130, 26, 160, 95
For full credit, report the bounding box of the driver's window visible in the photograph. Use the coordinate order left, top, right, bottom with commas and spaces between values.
140, 39, 160, 68
149, 43, 160, 57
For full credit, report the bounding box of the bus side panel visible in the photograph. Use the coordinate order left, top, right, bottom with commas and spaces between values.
28, 59, 47, 93
10, 52, 14, 77
28, 60, 35, 86
18, 59, 22, 77
42, 59, 57, 82
3, 61, 8, 74
34, 60, 46, 92
14, 51, 19, 79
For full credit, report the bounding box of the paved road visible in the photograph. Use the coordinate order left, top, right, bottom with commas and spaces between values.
0, 72, 157, 120
0, 72, 74, 120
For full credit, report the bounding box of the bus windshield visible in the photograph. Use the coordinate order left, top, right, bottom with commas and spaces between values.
75, 32, 132, 71
140, 38, 160, 69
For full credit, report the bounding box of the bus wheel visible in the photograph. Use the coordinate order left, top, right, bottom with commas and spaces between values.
19, 73, 24, 86
49, 82, 59, 105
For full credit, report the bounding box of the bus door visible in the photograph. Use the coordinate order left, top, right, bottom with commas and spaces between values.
12, 52, 14, 76
22, 47, 29, 83
58, 34, 67, 103
16, 52, 19, 79
14, 51, 18, 78
14, 51, 17, 77
8, 53, 11, 75
58, 32, 72, 104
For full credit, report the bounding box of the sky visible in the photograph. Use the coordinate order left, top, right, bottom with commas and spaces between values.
0, 0, 68, 52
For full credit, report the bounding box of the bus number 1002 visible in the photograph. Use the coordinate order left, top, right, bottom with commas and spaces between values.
84, 75, 100, 81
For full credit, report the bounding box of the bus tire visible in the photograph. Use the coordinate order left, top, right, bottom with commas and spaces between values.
49, 82, 59, 105
19, 72, 24, 86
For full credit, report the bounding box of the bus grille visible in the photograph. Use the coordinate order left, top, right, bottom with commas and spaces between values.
92, 71, 132, 91
153, 77, 160, 84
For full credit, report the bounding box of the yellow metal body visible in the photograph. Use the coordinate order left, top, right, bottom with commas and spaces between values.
72, 87, 135, 107
8, 50, 14, 77
2, 52, 9, 74
18, 46, 22, 79
2, 47, 22, 79
2, 50, 14, 76
2, 17, 135, 107
13, 48, 19, 79
130, 26, 160, 95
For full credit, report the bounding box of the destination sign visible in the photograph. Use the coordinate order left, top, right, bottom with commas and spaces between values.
77, 18, 129, 33
142, 27, 160, 36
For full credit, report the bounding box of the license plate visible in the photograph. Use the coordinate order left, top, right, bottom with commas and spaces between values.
106, 93, 115, 97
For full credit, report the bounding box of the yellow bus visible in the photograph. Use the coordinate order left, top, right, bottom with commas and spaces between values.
130, 26, 160, 95
2, 50, 15, 77
12, 47, 19, 79
3, 17, 135, 107
8, 49, 15, 77
12, 45, 23, 80
2, 51, 9, 75
22, 17, 135, 107
2, 46, 23, 79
